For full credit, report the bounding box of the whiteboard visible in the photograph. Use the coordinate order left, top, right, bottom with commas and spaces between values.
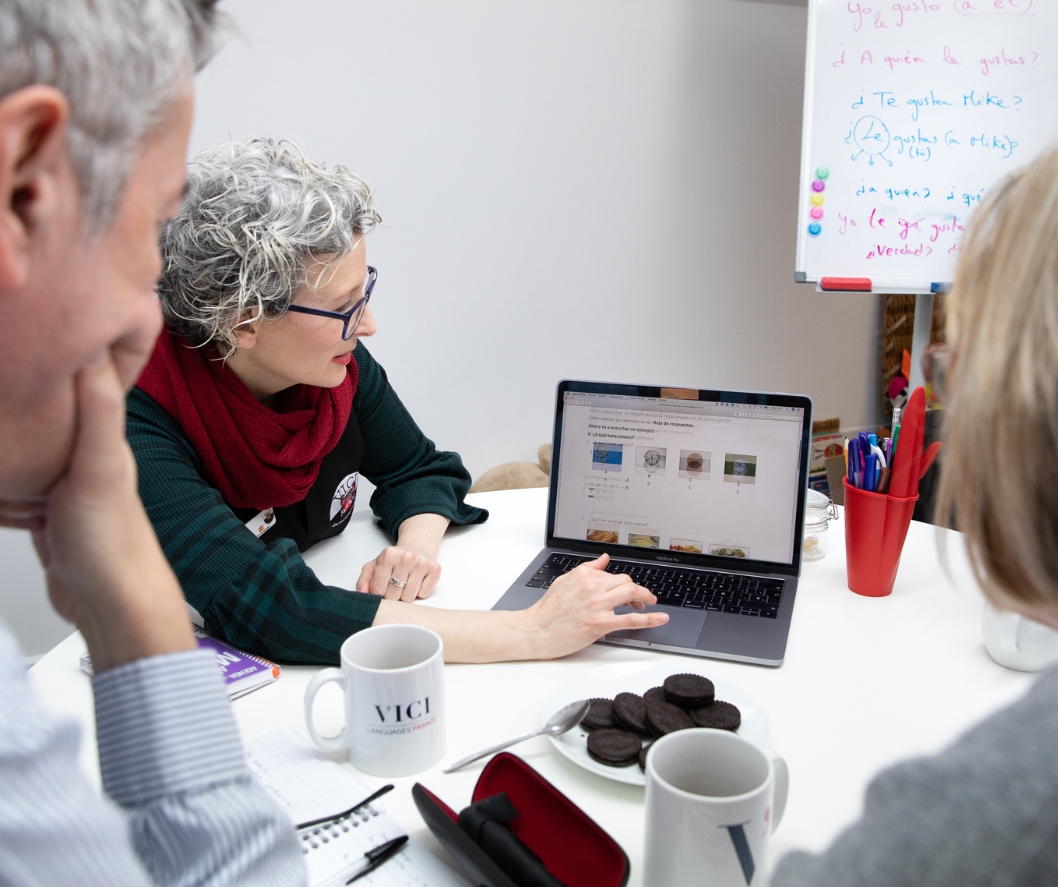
795, 0, 1058, 291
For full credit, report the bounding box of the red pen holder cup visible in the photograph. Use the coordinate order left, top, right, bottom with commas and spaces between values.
842, 477, 918, 597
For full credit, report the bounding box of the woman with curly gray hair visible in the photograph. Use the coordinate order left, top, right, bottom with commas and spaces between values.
129, 139, 667, 665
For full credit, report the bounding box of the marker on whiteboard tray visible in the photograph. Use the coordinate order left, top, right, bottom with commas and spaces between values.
820, 277, 872, 291
930, 282, 950, 293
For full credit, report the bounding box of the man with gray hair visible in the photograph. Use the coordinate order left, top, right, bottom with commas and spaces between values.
0, 1, 303, 883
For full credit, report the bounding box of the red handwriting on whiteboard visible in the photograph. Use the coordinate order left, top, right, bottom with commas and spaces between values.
954, 0, 1035, 16
979, 49, 1034, 75
891, 0, 940, 27
930, 217, 964, 241
883, 51, 927, 70
897, 217, 922, 240
865, 242, 934, 259
847, 2, 892, 29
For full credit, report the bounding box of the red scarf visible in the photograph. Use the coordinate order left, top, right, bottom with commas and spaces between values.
136, 329, 357, 510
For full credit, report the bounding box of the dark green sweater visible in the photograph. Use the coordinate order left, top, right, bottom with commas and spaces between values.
127, 343, 486, 665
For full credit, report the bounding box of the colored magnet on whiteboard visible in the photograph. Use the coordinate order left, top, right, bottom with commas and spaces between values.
811, 180, 826, 192
815, 166, 830, 180
808, 223, 822, 236
810, 193, 824, 206
810, 207, 824, 220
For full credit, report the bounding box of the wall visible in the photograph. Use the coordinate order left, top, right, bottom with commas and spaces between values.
2, 0, 883, 658
0, 529, 73, 663
191, 0, 882, 478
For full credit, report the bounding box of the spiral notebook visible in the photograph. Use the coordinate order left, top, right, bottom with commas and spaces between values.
245, 727, 470, 887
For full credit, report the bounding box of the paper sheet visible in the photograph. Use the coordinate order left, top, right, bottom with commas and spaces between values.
246, 727, 471, 887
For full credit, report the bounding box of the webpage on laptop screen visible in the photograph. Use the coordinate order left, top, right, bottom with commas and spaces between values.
554, 393, 805, 566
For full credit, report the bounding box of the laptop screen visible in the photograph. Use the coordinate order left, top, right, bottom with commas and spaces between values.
549, 383, 812, 573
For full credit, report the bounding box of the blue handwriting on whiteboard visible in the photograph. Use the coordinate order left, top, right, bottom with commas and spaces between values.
946, 187, 985, 206
962, 90, 1021, 109
849, 116, 893, 165
968, 133, 1018, 158
893, 129, 937, 161
908, 90, 952, 120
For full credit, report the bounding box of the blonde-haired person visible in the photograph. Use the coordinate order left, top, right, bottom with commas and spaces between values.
129, 139, 667, 666
773, 144, 1058, 886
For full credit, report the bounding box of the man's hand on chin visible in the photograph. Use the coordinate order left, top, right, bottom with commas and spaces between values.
31, 349, 194, 673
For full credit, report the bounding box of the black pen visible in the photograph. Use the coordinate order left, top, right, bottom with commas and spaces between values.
345, 835, 408, 884
295, 784, 395, 830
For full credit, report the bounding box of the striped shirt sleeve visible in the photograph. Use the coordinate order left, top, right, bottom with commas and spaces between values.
0, 620, 305, 887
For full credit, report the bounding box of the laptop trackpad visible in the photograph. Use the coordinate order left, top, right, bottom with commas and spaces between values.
606, 607, 708, 648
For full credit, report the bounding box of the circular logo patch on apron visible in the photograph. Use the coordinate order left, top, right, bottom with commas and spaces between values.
330, 472, 359, 527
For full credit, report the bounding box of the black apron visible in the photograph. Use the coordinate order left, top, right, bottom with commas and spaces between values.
232, 413, 366, 553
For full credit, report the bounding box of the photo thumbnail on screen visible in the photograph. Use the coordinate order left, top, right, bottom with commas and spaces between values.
592, 442, 624, 472
724, 453, 757, 485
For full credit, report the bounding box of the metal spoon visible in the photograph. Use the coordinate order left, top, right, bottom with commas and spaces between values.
442, 699, 591, 773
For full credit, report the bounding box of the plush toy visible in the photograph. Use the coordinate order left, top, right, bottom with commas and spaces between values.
887, 374, 909, 414
470, 444, 551, 493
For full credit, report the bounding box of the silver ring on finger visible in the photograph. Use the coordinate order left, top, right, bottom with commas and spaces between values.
388, 576, 408, 589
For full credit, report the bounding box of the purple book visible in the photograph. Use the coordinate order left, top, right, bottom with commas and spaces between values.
193, 627, 281, 699
80, 628, 280, 700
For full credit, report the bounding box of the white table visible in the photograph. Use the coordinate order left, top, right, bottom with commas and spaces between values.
30, 488, 1036, 884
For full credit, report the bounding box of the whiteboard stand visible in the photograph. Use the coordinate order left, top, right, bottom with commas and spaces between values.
907, 292, 933, 394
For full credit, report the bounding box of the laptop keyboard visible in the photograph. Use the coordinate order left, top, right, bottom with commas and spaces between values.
525, 553, 784, 619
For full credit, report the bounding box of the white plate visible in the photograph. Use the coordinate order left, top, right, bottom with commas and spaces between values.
541, 661, 771, 786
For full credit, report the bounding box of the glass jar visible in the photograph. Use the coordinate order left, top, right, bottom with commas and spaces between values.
803, 488, 838, 561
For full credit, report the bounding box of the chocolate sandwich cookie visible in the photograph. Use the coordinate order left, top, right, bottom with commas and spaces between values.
586, 729, 642, 767
690, 700, 742, 731
580, 697, 615, 732
646, 699, 695, 736
638, 743, 652, 771
612, 692, 651, 736
663, 673, 715, 709
643, 686, 667, 706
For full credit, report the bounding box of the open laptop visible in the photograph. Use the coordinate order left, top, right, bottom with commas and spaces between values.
492, 381, 813, 666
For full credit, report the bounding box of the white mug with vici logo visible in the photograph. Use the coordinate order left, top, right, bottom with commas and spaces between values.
644, 728, 789, 887
303, 624, 446, 777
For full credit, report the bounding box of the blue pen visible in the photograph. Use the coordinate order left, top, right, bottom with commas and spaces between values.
850, 439, 864, 489
865, 453, 878, 492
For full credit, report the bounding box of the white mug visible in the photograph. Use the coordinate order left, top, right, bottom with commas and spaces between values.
644, 729, 789, 887
982, 603, 1058, 673
303, 624, 446, 777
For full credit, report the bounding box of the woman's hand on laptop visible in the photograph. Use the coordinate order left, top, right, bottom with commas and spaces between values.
373, 551, 667, 662
525, 553, 668, 659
